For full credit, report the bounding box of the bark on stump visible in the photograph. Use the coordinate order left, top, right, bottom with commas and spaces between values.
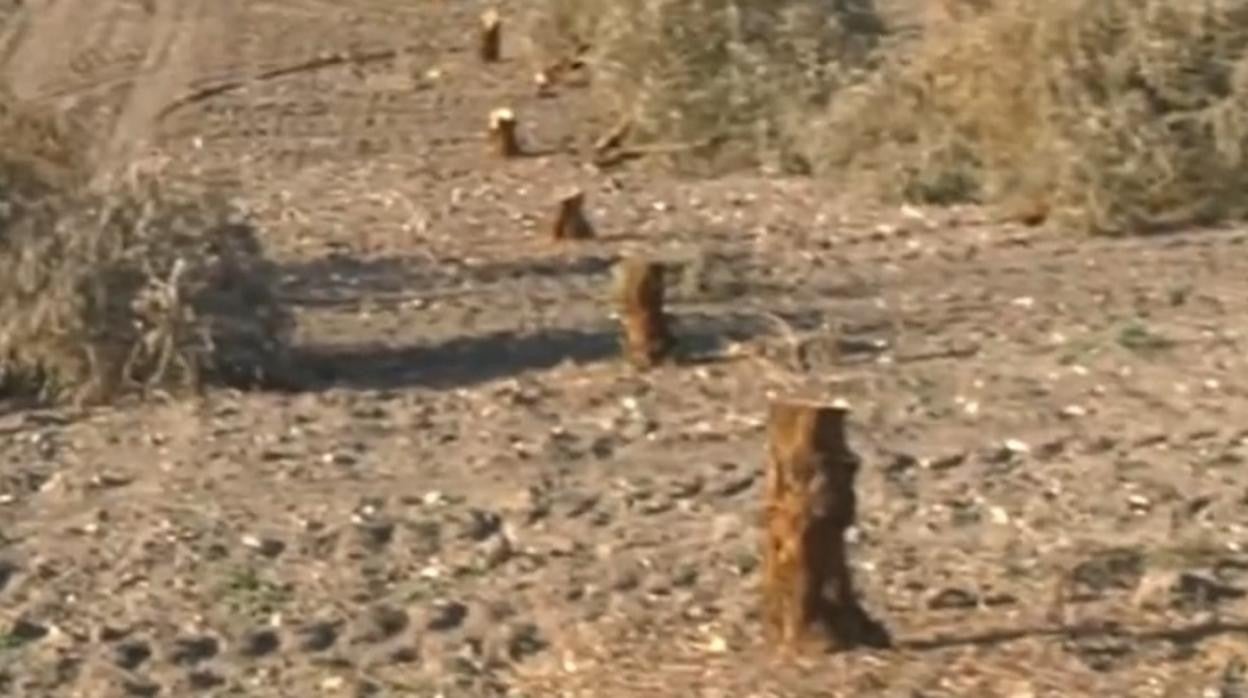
551, 189, 594, 241
762, 400, 891, 653
479, 9, 502, 63
488, 107, 521, 158
614, 257, 673, 369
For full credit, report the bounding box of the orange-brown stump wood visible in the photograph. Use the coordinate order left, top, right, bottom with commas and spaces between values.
479, 9, 502, 63
551, 189, 594, 241
488, 108, 521, 158
615, 258, 673, 369
762, 401, 891, 653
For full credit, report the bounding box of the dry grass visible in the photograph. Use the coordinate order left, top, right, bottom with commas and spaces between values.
532, 0, 1248, 233
0, 92, 294, 405
526, 0, 885, 173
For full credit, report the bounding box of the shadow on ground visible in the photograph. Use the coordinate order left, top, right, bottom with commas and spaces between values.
900, 618, 1248, 653
291, 327, 621, 391
281, 311, 797, 392
278, 252, 619, 310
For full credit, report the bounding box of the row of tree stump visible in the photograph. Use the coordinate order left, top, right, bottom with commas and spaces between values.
475, 8, 889, 656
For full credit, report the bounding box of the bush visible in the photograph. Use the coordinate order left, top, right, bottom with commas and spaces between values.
0, 93, 294, 405
527, 0, 886, 172
535, 0, 1248, 233
814, 0, 1248, 233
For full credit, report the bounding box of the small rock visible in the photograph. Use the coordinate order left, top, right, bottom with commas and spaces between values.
1127, 494, 1152, 512
238, 628, 280, 658
929, 452, 966, 471
355, 520, 395, 550
0, 560, 16, 593
427, 600, 468, 632
989, 439, 1030, 462
669, 476, 704, 500
186, 669, 224, 690
296, 621, 340, 653
476, 535, 512, 569
113, 640, 152, 670
717, 472, 756, 498
1172, 572, 1246, 610
459, 509, 502, 542
389, 645, 420, 664
927, 588, 979, 610
671, 566, 699, 588
169, 635, 219, 665
353, 606, 408, 644
122, 679, 162, 697
558, 492, 597, 520
1071, 548, 1145, 594
8, 618, 48, 643
505, 622, 546, 660
241, 535, 286, 558
1059, 405, 1087, 420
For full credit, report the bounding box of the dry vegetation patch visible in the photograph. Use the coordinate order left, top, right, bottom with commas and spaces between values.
0, 93, 293, 405
527, 0, 885, 172
532, 0, 1248, 233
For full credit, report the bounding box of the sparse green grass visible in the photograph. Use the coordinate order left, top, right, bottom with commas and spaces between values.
218, 566, 292, 616
1116, 320, 1176, 355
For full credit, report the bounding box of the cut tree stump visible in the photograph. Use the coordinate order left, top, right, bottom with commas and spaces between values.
762, 400, 891, 653
551, 189, 594, 241
614, 257, 673, 369
479, 9, 502, 62
488, 107, 521, 158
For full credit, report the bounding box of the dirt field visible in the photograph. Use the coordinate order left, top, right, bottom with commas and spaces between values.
3, 1, 1248, 696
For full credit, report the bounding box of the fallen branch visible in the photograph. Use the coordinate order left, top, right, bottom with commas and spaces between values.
592, 116, 632, 155
592, 133, 729, 169
156, 48, 398, 122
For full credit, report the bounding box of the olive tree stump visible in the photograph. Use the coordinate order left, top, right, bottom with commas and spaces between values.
479, 9, 502, 62
551, 189, 594, 241
488, 107, 521, 158
762, 400, 891, 653
614, 257, 673, 369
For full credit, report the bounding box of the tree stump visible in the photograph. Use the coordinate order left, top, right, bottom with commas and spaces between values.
762, 400, 891, 653
551, 189, 594, 241
488, 107, 521, 158
614, 257, 673, 369
479, 9, 502, 63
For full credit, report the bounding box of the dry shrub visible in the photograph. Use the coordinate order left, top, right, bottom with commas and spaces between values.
0, 95, 294, 405
528, 0, 886, 172
807, 0, 1248, 233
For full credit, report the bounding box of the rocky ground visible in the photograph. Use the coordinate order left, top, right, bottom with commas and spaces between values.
3, 1, 1248, 697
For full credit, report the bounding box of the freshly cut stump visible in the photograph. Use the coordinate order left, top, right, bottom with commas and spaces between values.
551, 189, 594, 241
614, 257, 672, 369
479, 9, 502, 63
488, 107, 520, 158
762, 400, 890, 653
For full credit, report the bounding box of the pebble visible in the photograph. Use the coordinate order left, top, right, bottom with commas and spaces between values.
296, 621, 340, 653
427, 600, 469, 632
241, 535, 286, 558
238, 628, 281, 658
